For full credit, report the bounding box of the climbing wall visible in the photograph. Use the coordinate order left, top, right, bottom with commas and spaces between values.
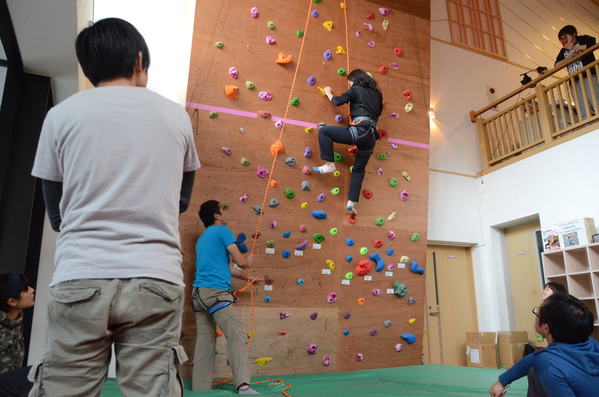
180, 0, 431, 379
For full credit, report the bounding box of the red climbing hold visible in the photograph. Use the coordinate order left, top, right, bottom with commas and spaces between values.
348, 214, 357, 224
251, 231, 261, 239
403, 89, 413, 100
347, 145, 357, 155
377, 129, 388, 140
394, 47, 404, 57
258, 110, 271, 118
378, 65, 389, 75
365, 12, 375, 20
362, 189, 373, 199
264, 275, 274, 285
373, 239, 383, 248
356, 260, 371, 276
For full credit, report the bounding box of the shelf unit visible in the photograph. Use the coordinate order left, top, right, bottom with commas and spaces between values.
542, 243, 599, 331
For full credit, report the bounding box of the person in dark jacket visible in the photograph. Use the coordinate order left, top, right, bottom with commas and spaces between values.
312, 69, 383, 215
0, 273, 35, 396
489, 293, 599, 397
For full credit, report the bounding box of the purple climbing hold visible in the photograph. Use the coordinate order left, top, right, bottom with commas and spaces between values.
304, 147, 312, 158
367, 40, 375, 48
310, 312, 318, 320
268, 220, 277, 229
239, 194, 249, 203
355, 353, 364, 361
323, 49, 332, 61
369, 329, 378, 336
311, 9, 319, 17
307, 344, 318, 354
280, 312, 290, 319
335, 114, 343, 123
256, 166, 269, 178
371, 288, 381, 296
317, 193, 326, 203
391, 61, 399, 70
327, 292, 337, 303
295, 240, 308, 250
306, 75, 316, 86
343, 312, 351, 320
377, 167, 383, 176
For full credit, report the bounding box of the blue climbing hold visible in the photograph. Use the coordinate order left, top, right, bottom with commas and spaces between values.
401, 333, 417, 344
345, 238, 355, 246
297, 278, 304, 286
410, 260, 425, 275
369, 253, 385, 272
282, 250, 291, 258
346, 255, 353, 263
282, 231, 291, 238
264, 296, 271, 303
312, 210, 327, 219
236, 233, 248, 253
343, 329, 350, 336
386, 249, 395, 256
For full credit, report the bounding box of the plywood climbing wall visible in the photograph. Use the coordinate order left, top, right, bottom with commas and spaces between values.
180, 0, 430, 379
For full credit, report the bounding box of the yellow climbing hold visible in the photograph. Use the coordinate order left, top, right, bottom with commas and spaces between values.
340, 1, 346, 9
382, 19, 390, 31
333, 170, 341, 177
305, 127, 313, 133
409, 318, 416, 326
400, 255, 410, 264
317, 86, 327, 96
326, 259, 335, 271
247, 330, 255, 339
256, 357, 273, 367
402, 171, 411, 181
336, 46, 346, 55
405, 103, 414, 112
388, 211, 397, 221
300, 202, 309, 209
323, 21, 334, 32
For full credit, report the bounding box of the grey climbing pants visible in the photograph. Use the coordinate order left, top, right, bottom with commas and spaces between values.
28, 278, 186, 397
191, 287, 250, 391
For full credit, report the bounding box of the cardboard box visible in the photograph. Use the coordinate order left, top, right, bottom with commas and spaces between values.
498, 331, 529, 368
558, 218, 596, 248
466, 332, 497, 369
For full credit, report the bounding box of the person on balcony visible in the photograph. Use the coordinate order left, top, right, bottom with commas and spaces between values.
554, 25, 597, 121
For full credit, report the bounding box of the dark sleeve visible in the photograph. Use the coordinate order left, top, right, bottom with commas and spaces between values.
331, 87, 354, 106
179, 171, 195, 213
578, 35, 596, 47
40, 179, 62, 232
498, 352, 535, 386
556, 48, 565, 63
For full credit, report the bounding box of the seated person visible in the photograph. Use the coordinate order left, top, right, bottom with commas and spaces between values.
489, 293, 599, 397
0, 274, 35, 397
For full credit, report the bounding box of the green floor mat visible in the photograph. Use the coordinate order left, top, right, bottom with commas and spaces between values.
100, 364, 527, 397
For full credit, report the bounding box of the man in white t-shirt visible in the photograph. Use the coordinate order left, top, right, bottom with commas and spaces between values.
29, 18, 200, 396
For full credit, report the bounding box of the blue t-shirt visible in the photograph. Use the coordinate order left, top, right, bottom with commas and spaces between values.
193, 225, 236, 290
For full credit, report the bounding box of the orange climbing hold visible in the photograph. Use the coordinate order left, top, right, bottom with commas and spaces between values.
216, 327, 223, 337
270, 180, 279, 188
357, 297, 365, 305
270, 140, 286, 156
225, 85, 239, 99
275, 52, 293, 64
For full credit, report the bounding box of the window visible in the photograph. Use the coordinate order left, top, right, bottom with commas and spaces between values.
447, 0, 506, 59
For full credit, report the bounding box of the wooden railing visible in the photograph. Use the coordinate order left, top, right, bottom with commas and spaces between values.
471, 44, 599, 171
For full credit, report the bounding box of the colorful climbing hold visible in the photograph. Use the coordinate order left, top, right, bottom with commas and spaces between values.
410, 261, 425, 275
390, 61, 399, 70
362, 189, 373, 199
256, 357, 272, 367
335, 114, 344, 123
290, 96, 300, 107
408, 296, 416, 304
307, 344, 318, 354
267, 21, 276, 29
382, 19, 390, 31
365, 12, 375, 20
323, 21, 333, 32
360, 247, 368, 255
364, 22, 374, 32
345, 238, 355, 246
280, 312, 291, 320
333, 170, 341, 177
326, 259, 335, 271
245, 81, 255, 90
334, 152, 343, 162
250, 7, 259, 18
411, 232, 421, 242
270, 140, 285, 156
402, 89, 413, 100
252, 205, 262, 215
306, 75, 316, 86
310, 312, 318, 320
329, 227, 338, 236
394, 47, 404, 57
303, 165, 312, 175
357, 297, 365, 305
343, 312, 351, 319
330, 187, 340, 195
215, 41, 224, 48
400, 256, 410, 264
409, 318, 416, 326
386, 249, 395, 256
323, 49, 332, 61
346, 255, 353, 263
275, 52, 293, 64
384, 320, 392, 328
301, 180, 312, 191
344, 272, 353, 280
221, 146, 232, 156
282, 231, 291, 238
285, 188, 295, 199
228, 67, 239, 79
296, 30, 304, 37
401, 333, 417, 344
377, 153, 389, 160
387, 212, 397, 221
373, 239, 383, 248
389, 178, 399, 187
208, 111, 218, 119
402, 171, 411, 181
369, 329, 378, 336
282, 250, 291, 258
300, 202, 309, 209
268, 198, 280, 208
296, 240, 308, 250
337, 68, 346, 76
378, 65, 389, 75
317, 193, 326, 203
405, 103, 414, 112
284, 157, 295, 166
297, 278, 304, 286
265, 35, 276, 45
313, 233, 325, 243
369, 253, 385, 272
374, 217, 385, 226
258, 110, 271, 118
388, 230, 396, 240
327, 292, 337, 303
239, 194, 249, 203
400, 189, 409, 201
393, 281, 408, 297
379, 7, 392, 16
256, 166, 268, 178
371, 288, 381, 296
268, 220, 277, 229
367, 40, 375, 48
335, 46, 346, 55
299, 224, 308, 232
312, 210, 327, 220
258, 91, 273, 101
343, 329, 350, 336
355, 260, 371, 276
355, 353, 364, 361
322, 355, 331, 366
395, 343, 403, 352
311, 9, 319, 17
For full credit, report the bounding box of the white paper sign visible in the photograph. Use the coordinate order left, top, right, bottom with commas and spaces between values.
264, 285, 273, 291
294, 250, 304, 256
265, 248, 275, 254
321, 269, 331, 275
341, 279, 350, 285
385, 271, 393, 277
386, 288, 395, 294
313, 244, 322, 249
364, 276, 373, 281
397, 263, 406, 269
469, 348, 481, 364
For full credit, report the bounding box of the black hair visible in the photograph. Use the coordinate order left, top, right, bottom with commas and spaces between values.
558, 25, 577, 39
544, 281, 567, 295
539, 293, 594, 344
347, 69, 378, 90
199, 200, 221, 227
0, 274, 29, 312
75, 18, 150, 86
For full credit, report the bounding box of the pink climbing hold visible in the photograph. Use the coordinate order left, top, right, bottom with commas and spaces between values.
379, 7, 392, 16
256, 166, 269, 178
355, 353, 364, 361
395, 343, 403, 352
258, 110, 271, 118
322, 355, 331, 366
371, 288, 381, 296
280, 312, 291, 319
302, 165, 312, 175
265, 35, 276, 45
377, 168, 383, 176
386, 263, 395, 271
274, 120, 284, 129
228, 67, 239, 79
390, 61, 399, 70
259, 91, 273, 101
307, 344, 318, 355
388, 230, 396, 240
363, 22, 374, 32
403, 89, 413, 100
221, 146, 232, 156
355, 30, 362, 37
268, 220, 277, 229
239, 194, 249, 203
390, 112, 399, 118
327, 292, 337, 303
390, 143, 398, 149
299, 224, 308, 232
250, 7, 259, 18
401, 189, 409, 201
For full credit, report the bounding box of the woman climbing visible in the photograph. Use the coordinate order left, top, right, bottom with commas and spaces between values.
313, 69, 383, 215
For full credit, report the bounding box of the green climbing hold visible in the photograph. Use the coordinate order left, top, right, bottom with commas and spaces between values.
393, 281, 408, 297
344, 272, 353, 280
266, 240, 275, 248
290, 97, 300, 107
313, 233, 325, 243
349, 165, 353, 173
220, 202, 230, 210
360, 247, 368, 255
313, 0, 322, 3
208, 111, 218, 119
374, 217, 385, 226
245, 81, 255, 90
411, 232, 421, 242
334, 152, 343, 162
267, 21, 276, 30
337, 68, 346, 76
329, 227, 338, 236
330, 187, 340, 195
377, 153, 389, 160
240, 157, 250, 166
389, 178, 399, 187
215, 41, 224, 48
285, 188, 295, 199
296, 30, 304, 38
